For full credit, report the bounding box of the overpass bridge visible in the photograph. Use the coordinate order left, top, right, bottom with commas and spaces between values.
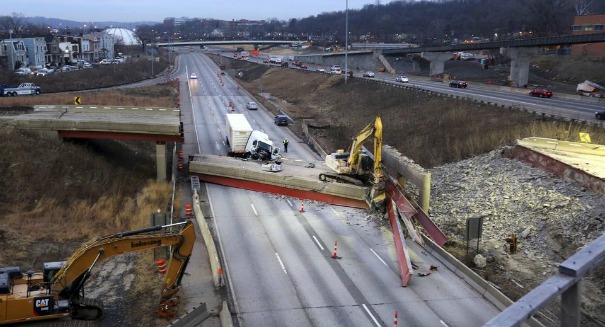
155, 40, 295, 48
5, 105, 182, 180
308, 34, 605, 87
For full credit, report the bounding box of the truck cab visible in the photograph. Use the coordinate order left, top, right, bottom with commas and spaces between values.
247, 130, 280, 160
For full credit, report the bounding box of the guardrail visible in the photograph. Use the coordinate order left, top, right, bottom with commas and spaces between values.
358, 77, 605, 127
484, 233, 605, 327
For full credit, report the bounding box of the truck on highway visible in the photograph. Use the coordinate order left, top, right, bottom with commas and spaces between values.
0, 83, 41, 96
577, 80, 605, 98
225, 114, 281, 161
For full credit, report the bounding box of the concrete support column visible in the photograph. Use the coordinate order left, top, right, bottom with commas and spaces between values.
500, 47, 540, 88
156, 142, 167, 181
421, 52, 452, 76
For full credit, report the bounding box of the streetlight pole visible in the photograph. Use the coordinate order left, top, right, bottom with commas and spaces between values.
151, 43, 154, 77
8, 29, 14, 70
345, 0, 349, 83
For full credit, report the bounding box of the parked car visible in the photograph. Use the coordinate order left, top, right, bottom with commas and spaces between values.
449, 80, 468, 88
99, 59, 113, 65
190, 73, 198, 79
529, 88, 553, 98
363, 71, 375, 78
274, 114, 289, 126
59, 65, 76, 72
595, 110, 605, 120
395, 76, 409, 83
280, 62, 289, 68
35, 68, 54, 76
246, 101, 258, 110
14, 67, 32, 75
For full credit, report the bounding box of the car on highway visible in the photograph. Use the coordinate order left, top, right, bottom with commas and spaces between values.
596, 110, 605, 120
274, 114, 289, 126
263, 58, 269, 63
363, 71, 375, 78
529, 87, 553, 98
190, 73, 197, 79
395, 76, 409, 83
317, 67, 325, 73
246, 101, 258, 110
449, 80, 468, 88
299, 64, 308, 69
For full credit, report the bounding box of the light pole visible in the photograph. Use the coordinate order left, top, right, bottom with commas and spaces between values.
344, 0, 349, 83
8, 29, 14, 70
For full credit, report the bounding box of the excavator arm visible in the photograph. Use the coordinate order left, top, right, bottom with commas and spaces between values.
347, 116, 383, 179
50, 221, 195, 319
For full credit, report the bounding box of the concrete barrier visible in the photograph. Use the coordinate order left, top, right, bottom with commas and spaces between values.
192, 190, 222, 288
220, 301, 234, 327
166, 302, 210, 327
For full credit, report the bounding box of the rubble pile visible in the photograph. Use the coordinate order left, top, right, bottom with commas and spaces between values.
430, 148, 605, 262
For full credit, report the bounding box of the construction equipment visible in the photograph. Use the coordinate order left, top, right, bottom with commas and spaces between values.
320, 116, 385, 205
0, 221, 196, 325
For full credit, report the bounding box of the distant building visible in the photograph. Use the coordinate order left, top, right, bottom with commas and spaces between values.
21, 37, 46, 69
1, 39, 28, 70
571, 14, 605, 56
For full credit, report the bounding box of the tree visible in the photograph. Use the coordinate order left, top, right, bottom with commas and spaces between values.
575, 0, 593, 15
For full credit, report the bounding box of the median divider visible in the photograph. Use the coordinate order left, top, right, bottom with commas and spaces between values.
192, 189, 223, 288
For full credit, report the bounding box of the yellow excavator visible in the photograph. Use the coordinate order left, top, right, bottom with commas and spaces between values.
0, 221, 195, 325
320, 116, 385, 205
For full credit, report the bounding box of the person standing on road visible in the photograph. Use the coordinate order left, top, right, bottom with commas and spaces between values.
283, 138, 289, 153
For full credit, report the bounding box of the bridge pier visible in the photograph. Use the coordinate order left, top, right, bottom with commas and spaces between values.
156, 141, 167, 181
421, 52, 452, 76
500, 47, 540, 88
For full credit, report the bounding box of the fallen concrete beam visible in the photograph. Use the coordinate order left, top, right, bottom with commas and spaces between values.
189, 154, 370, 208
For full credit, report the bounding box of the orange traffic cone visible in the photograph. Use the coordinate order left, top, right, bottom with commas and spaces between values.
156, 258, 167, 274
394, 311, 398, 326
332, 241, 341, 259
300, 200, 305, 212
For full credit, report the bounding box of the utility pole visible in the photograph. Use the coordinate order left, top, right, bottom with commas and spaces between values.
345, 0, 349, 83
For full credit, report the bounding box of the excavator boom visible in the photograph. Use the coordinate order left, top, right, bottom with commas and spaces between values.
0, 221, 196, 325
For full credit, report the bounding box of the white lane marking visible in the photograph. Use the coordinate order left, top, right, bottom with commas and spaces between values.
286, 199, 292, 207
275, 253, 287, 275
370, 248, 388, 267
361, 304, 381, 327
312, 236, 324, 251
440, 320, 450, 327
331, 206, 340, 216
250, 204, 258, 216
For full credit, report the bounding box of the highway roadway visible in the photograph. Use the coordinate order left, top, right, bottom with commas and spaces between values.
235, 50, 603, 123
177, 50, 503, 327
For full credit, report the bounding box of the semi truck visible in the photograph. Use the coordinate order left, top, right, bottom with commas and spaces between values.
0, 83, 41, 96
225, 114, 281, 161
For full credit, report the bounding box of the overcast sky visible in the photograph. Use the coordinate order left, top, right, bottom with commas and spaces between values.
7, 0, 393, 23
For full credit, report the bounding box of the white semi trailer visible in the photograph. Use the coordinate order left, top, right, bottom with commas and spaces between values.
225, 114, 281, 161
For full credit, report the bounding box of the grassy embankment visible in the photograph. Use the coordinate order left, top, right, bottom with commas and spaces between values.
0, 59, 178, 268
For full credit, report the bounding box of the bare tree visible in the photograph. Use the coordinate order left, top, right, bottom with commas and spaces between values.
575, 0, 593, 15
0, 13, 26, 35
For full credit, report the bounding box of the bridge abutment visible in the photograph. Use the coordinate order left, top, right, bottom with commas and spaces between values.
500, 47, 540, 88
421, 52, 452, 76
